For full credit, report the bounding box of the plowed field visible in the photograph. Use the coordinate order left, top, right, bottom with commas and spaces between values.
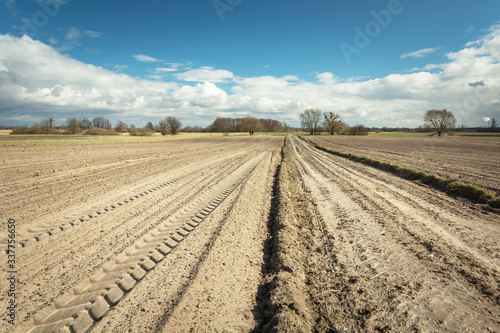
309, 135, 500, 195
1, 135, 499, 332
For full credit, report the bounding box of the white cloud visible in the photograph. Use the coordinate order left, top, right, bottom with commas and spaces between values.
84, 30, 105, 38
410, 63, 442, 72
1, 24, 500, 128
114, 64, 128, 71
175, 67, 234, 83
132, 54, 162, 63
49, 37, 59, 45
155, 67, 178, 73
65, 27, 81, 41
401, 47, 440, 59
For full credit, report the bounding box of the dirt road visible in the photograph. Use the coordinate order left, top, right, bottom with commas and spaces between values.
1, 135, 499, 332
288, 136, 500, 332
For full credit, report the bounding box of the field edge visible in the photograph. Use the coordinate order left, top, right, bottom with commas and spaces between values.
298, 135, 500, 211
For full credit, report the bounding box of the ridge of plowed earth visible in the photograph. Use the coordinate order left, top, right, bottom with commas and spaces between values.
0, 137, 276, 224
0, 136, 283, 332
288, 135, 500, 332
308, 135, 500, 195
1, 150, 247, 248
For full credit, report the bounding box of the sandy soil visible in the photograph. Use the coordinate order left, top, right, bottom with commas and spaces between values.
0, 136, 283, 332
309, 135, 500, 195
286, 136, 500, 332
1, 135, 499, 332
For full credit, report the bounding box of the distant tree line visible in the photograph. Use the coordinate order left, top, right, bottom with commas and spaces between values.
10, 115, 290, 136
9, 108, 462, 137
206, 117, 290, 135
299, 108, 367, 136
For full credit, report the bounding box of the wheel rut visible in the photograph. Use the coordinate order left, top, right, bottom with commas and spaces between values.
23, 152, 268, 333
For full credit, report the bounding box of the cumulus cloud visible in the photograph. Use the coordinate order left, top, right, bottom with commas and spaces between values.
1, 24, 500, 128
401, 47, 440, 59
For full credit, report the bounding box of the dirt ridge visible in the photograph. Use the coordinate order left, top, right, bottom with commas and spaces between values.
300, 135, 500, 209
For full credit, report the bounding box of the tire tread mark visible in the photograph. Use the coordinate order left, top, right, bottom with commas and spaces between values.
27, 152, 267, 333
17, 169, 197, 248
7, 152, 246, 248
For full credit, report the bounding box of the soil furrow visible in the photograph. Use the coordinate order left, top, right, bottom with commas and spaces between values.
288, 135, 500, 332
22, 152, 269, 333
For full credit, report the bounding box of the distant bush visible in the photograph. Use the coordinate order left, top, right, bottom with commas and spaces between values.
347, 124, 369, 135
83, 128, 117, 136
129, 128, 156, 136
11, 125, 30, 134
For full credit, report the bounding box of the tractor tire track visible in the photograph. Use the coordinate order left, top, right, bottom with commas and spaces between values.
1, 151, 250, 323
2, 151, 246, 248
18, 152, 268, 333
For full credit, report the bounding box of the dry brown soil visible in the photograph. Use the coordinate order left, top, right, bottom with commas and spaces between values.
1, 135, 499, 332
309, 135, 500, 195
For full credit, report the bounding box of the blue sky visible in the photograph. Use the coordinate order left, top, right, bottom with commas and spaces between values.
1, 0, 500, 128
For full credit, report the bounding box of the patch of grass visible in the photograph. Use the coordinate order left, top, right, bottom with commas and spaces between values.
298, 136, 499, 208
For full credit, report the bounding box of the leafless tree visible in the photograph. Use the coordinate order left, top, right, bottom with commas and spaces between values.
92, 117, 112, 129
323, 111, 340, 135
159, 116, 182, 135
424, 109, 456, 136
79, 118, 92, 129
66, 117, 81, 134
115, 121, 129, 133
40, 115, 55, 134
300, 108, 322, 135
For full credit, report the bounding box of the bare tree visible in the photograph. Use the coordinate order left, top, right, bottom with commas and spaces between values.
159, 116, 182, 135
300, 108, 322, 135
40, 115, 55, 134
66, 117, 81, 134
424, 109, 456, 136
241, 117, 262, 135
337, 120, 350, 134
79, 118, 92, 129
323, 111, 340, 135
146, 122, 155, 131
115, 121, 129, 133
92, 117, 112, 129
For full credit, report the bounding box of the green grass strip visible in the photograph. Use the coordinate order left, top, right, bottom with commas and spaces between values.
298, 136, 499, 209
